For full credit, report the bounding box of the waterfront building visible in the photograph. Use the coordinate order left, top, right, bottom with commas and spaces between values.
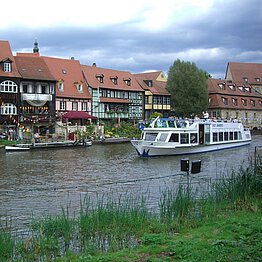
81, 64, 144, 122
226, 62, 262, 94
0, 40, 21, 136
134, 71, 171, 120
207, 77, 262, 128
15, 45, 57, 136
43, 56, 93, 135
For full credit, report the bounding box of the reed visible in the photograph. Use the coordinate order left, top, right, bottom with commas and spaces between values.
1, 158, 261, 260
159, 184, 196, 226
210, 163, 262, 207
79, 192, 156, 252
0, 231, 14, 260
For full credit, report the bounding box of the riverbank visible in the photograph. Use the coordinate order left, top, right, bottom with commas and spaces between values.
1, 158, 261, 261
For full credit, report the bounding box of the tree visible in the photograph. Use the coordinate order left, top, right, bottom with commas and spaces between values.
166, 59, 209, 118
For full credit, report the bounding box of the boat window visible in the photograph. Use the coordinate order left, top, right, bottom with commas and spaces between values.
169, 133, 179, 142
238, 131, 242, 140
213, 132, 218, 142
219, 132, 223, 141
234, 131, 238, 140
158, 133, 169, 142
180, 133, 189, 144
224, 132, 229, 141
190, 133, 197, 143
144, 133, 158, 141
167, 120, 176, 128
230, 132, 234, 140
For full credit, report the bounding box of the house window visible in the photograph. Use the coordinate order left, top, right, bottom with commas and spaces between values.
96, 74, 104, 83
242, 99, 247, 106
77, 84, 83, 92
82, 102, 88, 111
124, 78, 131, 86
111, 76, 118, 85
0, 103, 17, 115
72, 102, 78, 111
222, 97, 228, 105
60, 101, 66, 110
145, 96, 149, 104
250, 100, 255, 107
232, 98, 238, 106
0, 80, 18, 93
218, 83, 225, 90
259, 100, 262, 107
3, 62, 11, 72
58, 82, 64, 91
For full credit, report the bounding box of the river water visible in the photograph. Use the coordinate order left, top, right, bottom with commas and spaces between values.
0, 135, 261, 231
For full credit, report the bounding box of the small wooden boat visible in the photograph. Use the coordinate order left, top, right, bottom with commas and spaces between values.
5, 145, 30, 152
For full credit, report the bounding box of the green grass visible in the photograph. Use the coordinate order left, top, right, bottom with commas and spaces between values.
1, 160, 262, 261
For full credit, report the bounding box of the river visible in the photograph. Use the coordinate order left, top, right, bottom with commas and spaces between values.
0, 135, 261, 231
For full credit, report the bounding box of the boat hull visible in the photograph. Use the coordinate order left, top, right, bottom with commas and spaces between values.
131, 140, 251, 157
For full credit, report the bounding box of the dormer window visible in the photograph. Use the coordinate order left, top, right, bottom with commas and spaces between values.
243, 77, 248, 83
250, 100, 255, 107
124, 78, 131, 86
96, 74, 104, 83
255, 78, 260, 82
218, 83, 226, 90
242, 99, 247, 106
144, 80, 153, 87
3, 62, 12, 72
58, 81, 64, 91
76, 83, 83, 92
110, 76, 118, 85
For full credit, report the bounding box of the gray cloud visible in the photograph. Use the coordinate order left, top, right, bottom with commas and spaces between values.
1, 0, 262, 79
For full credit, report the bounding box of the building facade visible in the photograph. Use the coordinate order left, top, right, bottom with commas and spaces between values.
82, 64, 144, 122
0, 40, 21, 137
134, 71, 171, 120
208, 78, 262, 128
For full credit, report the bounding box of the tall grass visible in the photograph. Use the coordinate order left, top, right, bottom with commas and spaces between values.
0, 157, 261, 260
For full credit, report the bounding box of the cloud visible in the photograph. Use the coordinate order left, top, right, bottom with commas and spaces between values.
1, 0, 262, 79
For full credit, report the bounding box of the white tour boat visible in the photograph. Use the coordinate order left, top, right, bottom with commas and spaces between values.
131, 117, 251, 157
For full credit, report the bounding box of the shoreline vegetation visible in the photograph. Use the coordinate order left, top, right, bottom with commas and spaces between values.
0, 156, 262, 261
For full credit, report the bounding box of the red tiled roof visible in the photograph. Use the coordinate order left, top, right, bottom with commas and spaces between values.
134, 71, 170, 96
15, 55, 56, 81
43, 56, 91, 99
0, 40, 21, 77
81, 64, 144, 92
226, 62, 262, 84
208, 78, 262, 110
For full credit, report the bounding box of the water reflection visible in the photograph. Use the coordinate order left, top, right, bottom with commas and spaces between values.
0, 136, 261, 230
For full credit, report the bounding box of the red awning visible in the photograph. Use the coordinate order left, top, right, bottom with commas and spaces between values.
62, 111, 97, 120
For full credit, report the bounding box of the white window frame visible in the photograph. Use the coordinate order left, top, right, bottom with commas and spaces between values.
60, 101, 66, 110
3, 62, 11, 72
0, 80, 18, 93
0, 103, 17, 115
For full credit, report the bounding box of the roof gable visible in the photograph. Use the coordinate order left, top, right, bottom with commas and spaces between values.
43, 56, 91, 99
0, 40, 21, 77
81, 65, 144, 92
14, 55, 56, 81
226, 62, 262, 84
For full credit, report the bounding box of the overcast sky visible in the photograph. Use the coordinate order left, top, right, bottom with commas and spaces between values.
1, 0, 262, 79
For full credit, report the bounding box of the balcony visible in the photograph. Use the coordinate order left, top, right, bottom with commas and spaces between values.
22, 93, 53, 101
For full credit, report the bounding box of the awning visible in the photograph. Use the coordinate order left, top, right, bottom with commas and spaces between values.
62, 111, 97, 120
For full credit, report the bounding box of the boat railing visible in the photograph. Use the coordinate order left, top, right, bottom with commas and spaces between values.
142, 117, 243, 129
